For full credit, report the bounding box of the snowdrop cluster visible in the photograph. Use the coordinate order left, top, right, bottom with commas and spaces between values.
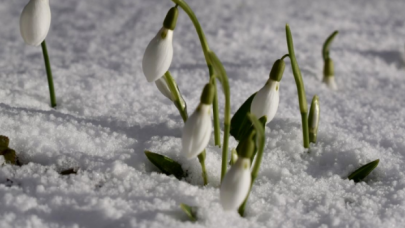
5, 0, 380, 221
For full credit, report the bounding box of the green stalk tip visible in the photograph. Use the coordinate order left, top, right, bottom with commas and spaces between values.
200, 83, 215, 105
269, 59, 286, 82
322, 30, 339, 61
163, 6, 179, 30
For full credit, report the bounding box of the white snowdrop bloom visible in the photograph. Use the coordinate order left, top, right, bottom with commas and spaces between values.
20, 0, 51, 46
142, 7, 178, 82
142, 28, 174, 82
181, 83, 214, 159
155, 77, 174, 101
251, 79, 280, 123
220, 158, 251, 211
323, 76, 337, 90
181, 104, 212, 159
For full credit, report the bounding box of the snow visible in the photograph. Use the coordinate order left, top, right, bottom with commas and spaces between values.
1, 0, 405, 227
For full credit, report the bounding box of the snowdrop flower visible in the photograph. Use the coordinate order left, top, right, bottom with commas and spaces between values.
142, 6, 178, 82
155, 77, 175, 101
181, 83, 214, 159
220, 158, 251, 210
251, 59, 285, 124
220, 131, 254, 211
20, 0, 51, 46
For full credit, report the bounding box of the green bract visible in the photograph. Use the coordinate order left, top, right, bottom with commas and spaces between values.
163, 6, 179, 30
200, 83, 215, 105
269, 59, 286, 82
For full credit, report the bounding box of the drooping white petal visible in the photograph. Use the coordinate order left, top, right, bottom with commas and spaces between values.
181, 104, 212, 159
20, 0, 51, 46
250, 79, 280, 123
155, 77, 174, 101
142, 28, 174, 82
323, 76, 338, 90
220, 158, 251, 211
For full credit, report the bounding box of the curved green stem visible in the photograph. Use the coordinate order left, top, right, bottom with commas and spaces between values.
41, 40, 56, 108
164, 71, 188, 122
322, 31, 338, 61
172, 0, 221, 147
208, 51, 231, 182
164, 71, 208, 185
197, 151, 208, 185
285, 24, 309, 148
238, 114, 266, 216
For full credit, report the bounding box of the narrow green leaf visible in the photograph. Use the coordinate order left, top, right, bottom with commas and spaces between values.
322, 31, 339, 60
0, 135, 9, 151
286, 24, 310, 149
230, 93, 256, 141
180, 203, 197, 222
144, 151, 185, 180
0, 149, 16, 165
348, 159, 379, 183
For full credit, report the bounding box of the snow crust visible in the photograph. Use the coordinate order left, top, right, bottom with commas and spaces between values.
1, 0, 405, 227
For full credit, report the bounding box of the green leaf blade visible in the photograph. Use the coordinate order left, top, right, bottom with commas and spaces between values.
230, 93, 256, 141
348, 159, 379, 183
144, 151, 185, 180
180, 203, 197, 222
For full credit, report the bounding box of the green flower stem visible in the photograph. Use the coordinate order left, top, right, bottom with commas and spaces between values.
207, 51, 231, 182
164, 71, 208, 185
172, 0, 221, 147
238, 114, 266, 217
212, 83, 221, 146
197, 151, 208, 185
164, 71, 188, 122
41, 40, 56, 108
285, 24, 310, 148
322, 31, 339, 61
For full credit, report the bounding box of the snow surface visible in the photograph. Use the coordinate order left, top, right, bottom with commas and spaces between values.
1, 0, 405, 227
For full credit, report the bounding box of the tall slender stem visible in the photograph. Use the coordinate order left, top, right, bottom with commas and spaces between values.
172, 0, 221, 147
207, 51, 231, 182
285, 25, 309, 148
198, 151, 208, 185
164, 71, 208, 185
41, 40, 56, 108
